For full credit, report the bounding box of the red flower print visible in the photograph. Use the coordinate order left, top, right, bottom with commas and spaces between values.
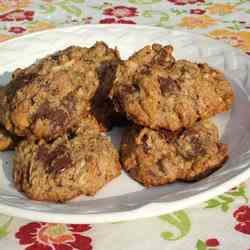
190, 9, 206, 14
0, 10, 34, 22
206, 238, 220, 247
103, 6, 138, 19
233, 205, 250, 235
8, 26, 26, 34
99, 18, 136, 24
15, 222, 92, 250
168, 0, 205, 5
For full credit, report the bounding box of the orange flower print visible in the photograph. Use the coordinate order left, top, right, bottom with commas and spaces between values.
209, 29, 250, 54
0, 0, 31, 14
0, 34, 14, 42
178, 15, 217, 29
207, 4, 235, 15
27, 21, 55, 33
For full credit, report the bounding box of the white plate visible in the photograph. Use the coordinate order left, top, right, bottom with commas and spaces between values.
0, 25, 250, 224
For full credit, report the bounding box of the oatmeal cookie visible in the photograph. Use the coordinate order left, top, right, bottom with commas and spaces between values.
13, 116, 121, 202
110, 45, 234, 131
120, 120, 228, 187
0, 42, 121, 139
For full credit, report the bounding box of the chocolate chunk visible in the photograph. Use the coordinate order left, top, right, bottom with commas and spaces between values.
50, 153, 72, 173
158, 76, 180, 95
189, 136, 206, 158
156, 159, 166, 173
34, 102, 51, 120
10, 73, 37, 93
36, 144, 49, 163
177, 131, 206, 160
34, 102, 68, 129
160, 129, 180, 143
129, 168, 138, 179
50, 109, 68, 129
141, 134, 150, 153
62, 94, 75, 113
140, 65, 150, 74
36, 143, 69, 172
48, 145, 67, 162
121, 83, 140, 96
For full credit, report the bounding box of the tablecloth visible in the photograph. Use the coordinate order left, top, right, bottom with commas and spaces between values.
0, 1, 250, 250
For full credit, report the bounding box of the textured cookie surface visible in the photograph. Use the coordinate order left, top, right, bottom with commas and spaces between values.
110, 44, 234, 131
0, 126, 15, 151
0, 42, 121, 139
13, 117, 121, 202
120, 120, 228, 187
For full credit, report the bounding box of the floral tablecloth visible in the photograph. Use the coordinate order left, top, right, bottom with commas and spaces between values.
0, 1, 250, 250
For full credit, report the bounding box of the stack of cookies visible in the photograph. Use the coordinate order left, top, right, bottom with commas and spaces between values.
0, 42, 122, 202
0, 42, 234, 202
109, 44, 234, 187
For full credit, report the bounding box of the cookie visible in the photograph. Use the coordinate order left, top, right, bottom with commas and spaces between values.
13, 116, 121, 202
110, 44, 234, 131
0, 42, 121, 140
0, 125, 15, 151
120, 120, 228, 187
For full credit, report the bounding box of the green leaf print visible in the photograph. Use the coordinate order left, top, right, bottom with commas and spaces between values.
39, 4, 56, 14
129, 0, 162, 4
67, 0, 85, 3
205, 184, 248, 212
196, 240, 207, 250
142, 10, 170, 27
170, 8, 187, 16
0, 217, 13, 239
205, 199, 220, 208
234, 0, 250, 6
159, 210, 191, 240
58, 2, 82, 17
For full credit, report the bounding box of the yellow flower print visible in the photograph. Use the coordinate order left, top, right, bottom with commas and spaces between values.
0, 0, 31, 14
209, 29, 250, 53
0, 34, 14, 42
27, 21, 56, 33
207, 4, 235, 15
178, 15, 217, 29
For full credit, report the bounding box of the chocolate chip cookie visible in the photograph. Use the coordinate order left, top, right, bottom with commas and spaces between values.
120, 120, 228, 187
0, 42, 121, 140
13, 116, 121, 202
110, 44, 234, 131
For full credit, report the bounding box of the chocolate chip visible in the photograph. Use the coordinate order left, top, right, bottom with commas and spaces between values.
34, 102, 69, 130
140, 65, 150, 74
122, 84, 140, 95
50, 153, 72, 173
10, 73, 37, 92
141, 134, 150, 153
50, 109, 68, 129
158, 76, 180, 95
36, 144, 49, 163
62, 94, 75, 113
160, 129, 180, 143
198, 63, 205, 69
177, 131, 206, 160
34, 102, 51, 120
189, 136, 206, 157
48, 145, 67, 162
129, 168, 138, 179
156, 159, 166, 173
36, 143, 69, 172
